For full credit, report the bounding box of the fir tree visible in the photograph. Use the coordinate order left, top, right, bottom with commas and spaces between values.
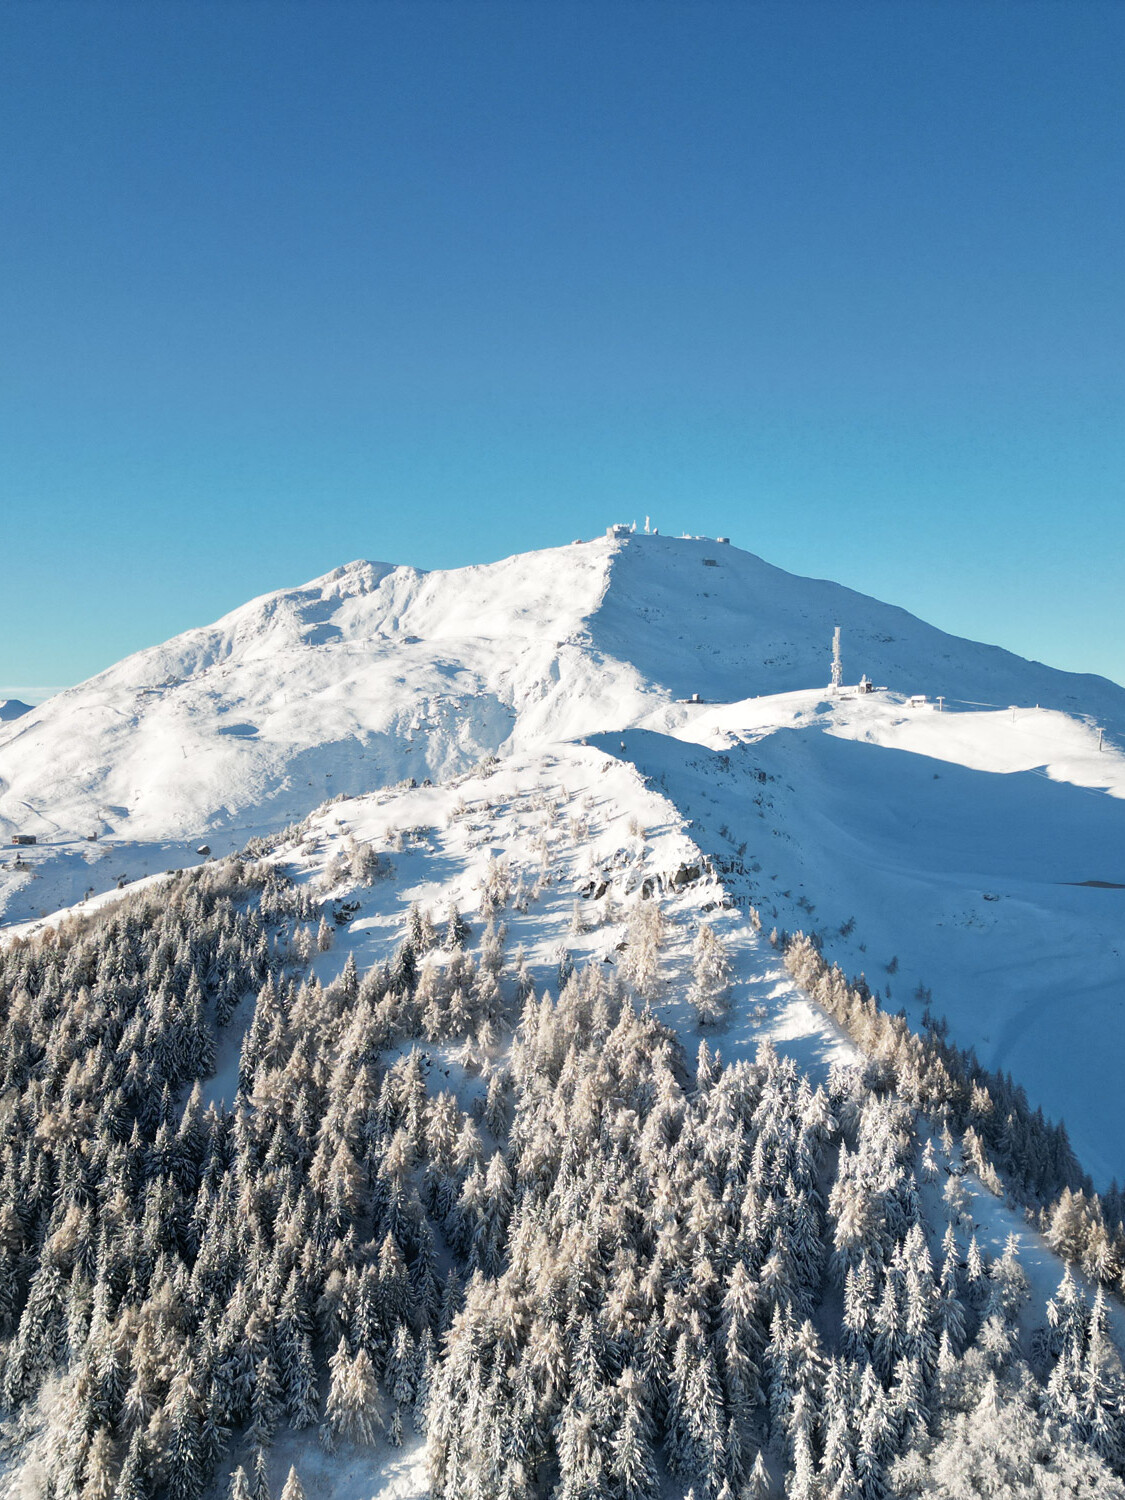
250, 1447, 272, 1500
228, 1465, 252, 1500
279, 1469, 305, 1500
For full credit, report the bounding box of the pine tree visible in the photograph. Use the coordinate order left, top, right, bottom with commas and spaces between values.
1045, 1265, 1087, 1359
620, 901, 667, 1000
445, 903, 470, 950
787, 1424, 818, 1500
890, 1354, 929, 1449
228, 1466, 252, 1500
842, 1260, 876, 1361
1079, 1288, 1125, 1469
964, 1234, 987, 1308
165, 1367, 205, 1500
855, 1362, 893, 1497
871, 1274, 900, 1383
484, 1069, 511, 1137
324, 1338, 384, 1448
827, 1452, 861, 1500
285, 1330, 320, 1428
83, 1426, 118, 1500
820, 1360, 855, 1493
611, 1366, 659, 1500
247, 1447, 271, 1500
747, 1450, 772, 1500
248, 1353, 283, 1448
117, 1428, 149, 1500
279, 1469, 305, 1500
200, 1385, 231, 1478
413, 1329, 436, 1433
689, 922, 733, 1025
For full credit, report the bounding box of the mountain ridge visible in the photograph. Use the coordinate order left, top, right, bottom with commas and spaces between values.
2, 533, 1123, 856
3, 530, 1125, 1192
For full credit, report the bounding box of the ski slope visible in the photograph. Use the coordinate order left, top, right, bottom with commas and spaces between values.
2, 529, 1124, 1186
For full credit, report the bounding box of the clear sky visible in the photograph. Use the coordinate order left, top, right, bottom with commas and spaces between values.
2, 0, 1123, 700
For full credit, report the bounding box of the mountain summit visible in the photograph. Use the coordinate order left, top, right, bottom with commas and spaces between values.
2, 531, 1122, 848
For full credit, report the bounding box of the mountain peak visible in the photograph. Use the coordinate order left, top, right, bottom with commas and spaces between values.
1, 534, 1122, 856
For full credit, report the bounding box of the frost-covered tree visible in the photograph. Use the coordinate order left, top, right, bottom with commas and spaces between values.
0, 842, 1117, 1500
323, 1339, 384, 1448
619, 901, 667, 1000
689, 922, 733, 1025
279, 1469, 305, 1500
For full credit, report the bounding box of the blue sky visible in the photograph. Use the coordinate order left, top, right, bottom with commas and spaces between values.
2, 1, 1123, 699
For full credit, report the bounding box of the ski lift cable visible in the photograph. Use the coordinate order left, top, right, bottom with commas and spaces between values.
944, 698, 1011, 710
944, 701, 1116, 749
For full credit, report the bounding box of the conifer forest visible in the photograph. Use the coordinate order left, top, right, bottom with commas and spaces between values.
1, 804, 1124, 1500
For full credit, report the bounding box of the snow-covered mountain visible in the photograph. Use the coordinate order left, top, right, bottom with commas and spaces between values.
4, 530, 1125, 1500
3, 529, 1125, 1179
2, 531, 1121, 848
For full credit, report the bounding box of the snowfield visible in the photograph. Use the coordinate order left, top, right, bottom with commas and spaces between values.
2, 528, 1124, 1194
3, 533, 1120, 855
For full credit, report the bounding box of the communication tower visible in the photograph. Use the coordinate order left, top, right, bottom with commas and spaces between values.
831, 626, 843, 692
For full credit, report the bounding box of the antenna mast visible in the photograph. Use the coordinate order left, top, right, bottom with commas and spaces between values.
831, 626, 843, 692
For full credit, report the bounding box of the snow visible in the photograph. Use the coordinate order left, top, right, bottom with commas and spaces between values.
607, 691, 1125, 1185
303, 744, 857, 1073
3, 575, 1124, 1495
2, 530, 1123, 1187
203, 732, 1123, 1496
3, 535, 1119, 861
241, 728, 1124, 1497
167, 741, 859, 1498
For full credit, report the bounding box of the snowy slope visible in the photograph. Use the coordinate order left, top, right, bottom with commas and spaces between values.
2, 533, 1121, 856
272, 742, 857, 1084
625, 686, 1125, 1184
603, 714, 1125, 1185
0, 546, 630, 847
590, 535, 1125, 719
6, 739, 1123, 1500
253, 748, 1125, 1498
3, 529, 1125, 1185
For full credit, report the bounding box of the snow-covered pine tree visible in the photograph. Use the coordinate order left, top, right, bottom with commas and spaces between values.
689, 921, 733, 1025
